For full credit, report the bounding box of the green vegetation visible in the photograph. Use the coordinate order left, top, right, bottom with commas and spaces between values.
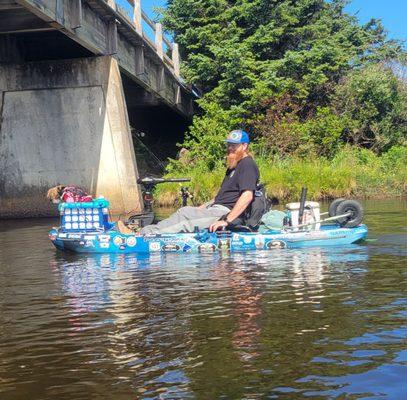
156, 0, 407, 203
155, 146, 407, 205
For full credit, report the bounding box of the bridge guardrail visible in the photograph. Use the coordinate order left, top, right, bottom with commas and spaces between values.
106, 0, 180, 78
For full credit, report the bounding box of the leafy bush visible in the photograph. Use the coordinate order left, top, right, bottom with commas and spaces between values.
333, 64, 407, 152
381, 145, 407, 169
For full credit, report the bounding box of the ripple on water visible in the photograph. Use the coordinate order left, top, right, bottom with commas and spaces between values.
0, 200, 406, 399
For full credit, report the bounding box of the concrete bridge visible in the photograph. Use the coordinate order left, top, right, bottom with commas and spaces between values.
0, 0, 195, 217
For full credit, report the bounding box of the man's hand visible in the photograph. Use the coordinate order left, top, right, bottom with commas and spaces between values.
209, 220, 228, 232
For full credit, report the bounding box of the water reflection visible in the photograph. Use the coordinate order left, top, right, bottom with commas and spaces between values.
51, 247, 369, 318
45, 246, 376, 398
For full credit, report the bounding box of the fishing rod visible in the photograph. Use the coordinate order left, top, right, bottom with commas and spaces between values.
131, 128, 166, 173
130, 128, 196, 209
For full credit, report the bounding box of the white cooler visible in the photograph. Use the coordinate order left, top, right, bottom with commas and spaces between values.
286, 201, 321, 230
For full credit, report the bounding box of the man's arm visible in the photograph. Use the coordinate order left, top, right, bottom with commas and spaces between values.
209, 190, 253, 232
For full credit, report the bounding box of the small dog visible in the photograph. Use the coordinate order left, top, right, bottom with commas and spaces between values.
46, 185, 66, 203
46, 185, 92, 203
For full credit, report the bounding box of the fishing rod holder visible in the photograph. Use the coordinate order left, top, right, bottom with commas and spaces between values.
179, 186, 194, 207
128, 177, 192, 227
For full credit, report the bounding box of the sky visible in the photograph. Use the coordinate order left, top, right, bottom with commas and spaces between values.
139, 0, 166, 20
137, 0, 406, 44
345, 0, 406, 43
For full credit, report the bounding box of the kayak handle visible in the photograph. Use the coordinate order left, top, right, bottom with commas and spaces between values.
285, 212, 352, 230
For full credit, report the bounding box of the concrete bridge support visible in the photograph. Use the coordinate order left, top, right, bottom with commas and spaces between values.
0, 56, 142, 218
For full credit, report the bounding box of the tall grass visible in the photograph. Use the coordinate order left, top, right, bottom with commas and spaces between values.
154, 146, 407, 206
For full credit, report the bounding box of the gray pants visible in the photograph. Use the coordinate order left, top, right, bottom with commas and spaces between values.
140, 204, 230, 234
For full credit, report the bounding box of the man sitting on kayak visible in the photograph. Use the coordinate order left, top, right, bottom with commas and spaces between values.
118, 129, 260, 234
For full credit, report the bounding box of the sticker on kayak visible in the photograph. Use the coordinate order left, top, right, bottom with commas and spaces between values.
98, 235, 111, 243
126, 236, 137, 247
67, 234, 82, 239
183, 244, 192, 252
162, 244, 181, 252
255, 237, 265, 249
198, 243, 216, 253
217, 238, 230, 250
100, 243, 109, 249
266, 240, 287, 249
113, 236, 125, 246
305, 231, 329, 240
149, 242, 161, 252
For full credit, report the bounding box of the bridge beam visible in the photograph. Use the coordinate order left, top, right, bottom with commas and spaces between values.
0, 56, 143, 218
10, 0, 194, 118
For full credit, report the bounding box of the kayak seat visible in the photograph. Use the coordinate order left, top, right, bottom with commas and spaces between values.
227, 183, 271, 231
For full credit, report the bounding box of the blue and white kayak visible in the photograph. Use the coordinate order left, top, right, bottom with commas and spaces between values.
49, 224, 368, 254
48, 199, 368, 254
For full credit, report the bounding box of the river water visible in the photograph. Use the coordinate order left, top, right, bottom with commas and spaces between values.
0, 199, 406, 399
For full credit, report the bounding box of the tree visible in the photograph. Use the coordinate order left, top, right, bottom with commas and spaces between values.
333, 64, 407, 152
162, 0, 405, 165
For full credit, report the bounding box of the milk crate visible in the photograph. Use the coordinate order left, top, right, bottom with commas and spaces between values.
58, 198, 111, 232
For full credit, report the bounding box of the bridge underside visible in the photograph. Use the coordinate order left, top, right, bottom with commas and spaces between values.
121, 73, 190, 176
0, 1, 194, 218
0, 56, 144, 217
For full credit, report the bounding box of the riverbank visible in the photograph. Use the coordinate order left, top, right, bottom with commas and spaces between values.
154, 146, 407, 206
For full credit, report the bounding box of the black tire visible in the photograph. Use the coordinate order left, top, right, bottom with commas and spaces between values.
328, 198, 345, 217
336, 200, 364, 228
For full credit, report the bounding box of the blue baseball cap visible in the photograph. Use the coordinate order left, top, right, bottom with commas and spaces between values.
226, 129, 250, 144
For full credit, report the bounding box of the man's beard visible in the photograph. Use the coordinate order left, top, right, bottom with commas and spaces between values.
227, 147, 247, 169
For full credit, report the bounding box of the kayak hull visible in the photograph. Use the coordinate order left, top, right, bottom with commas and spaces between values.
49, 224, 368, 254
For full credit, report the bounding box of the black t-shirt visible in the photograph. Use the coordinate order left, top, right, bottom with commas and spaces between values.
214, 156, 259, 209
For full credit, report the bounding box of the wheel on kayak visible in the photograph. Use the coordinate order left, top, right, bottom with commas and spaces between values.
336, 200, 364, 228
328, 198, 345, 217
